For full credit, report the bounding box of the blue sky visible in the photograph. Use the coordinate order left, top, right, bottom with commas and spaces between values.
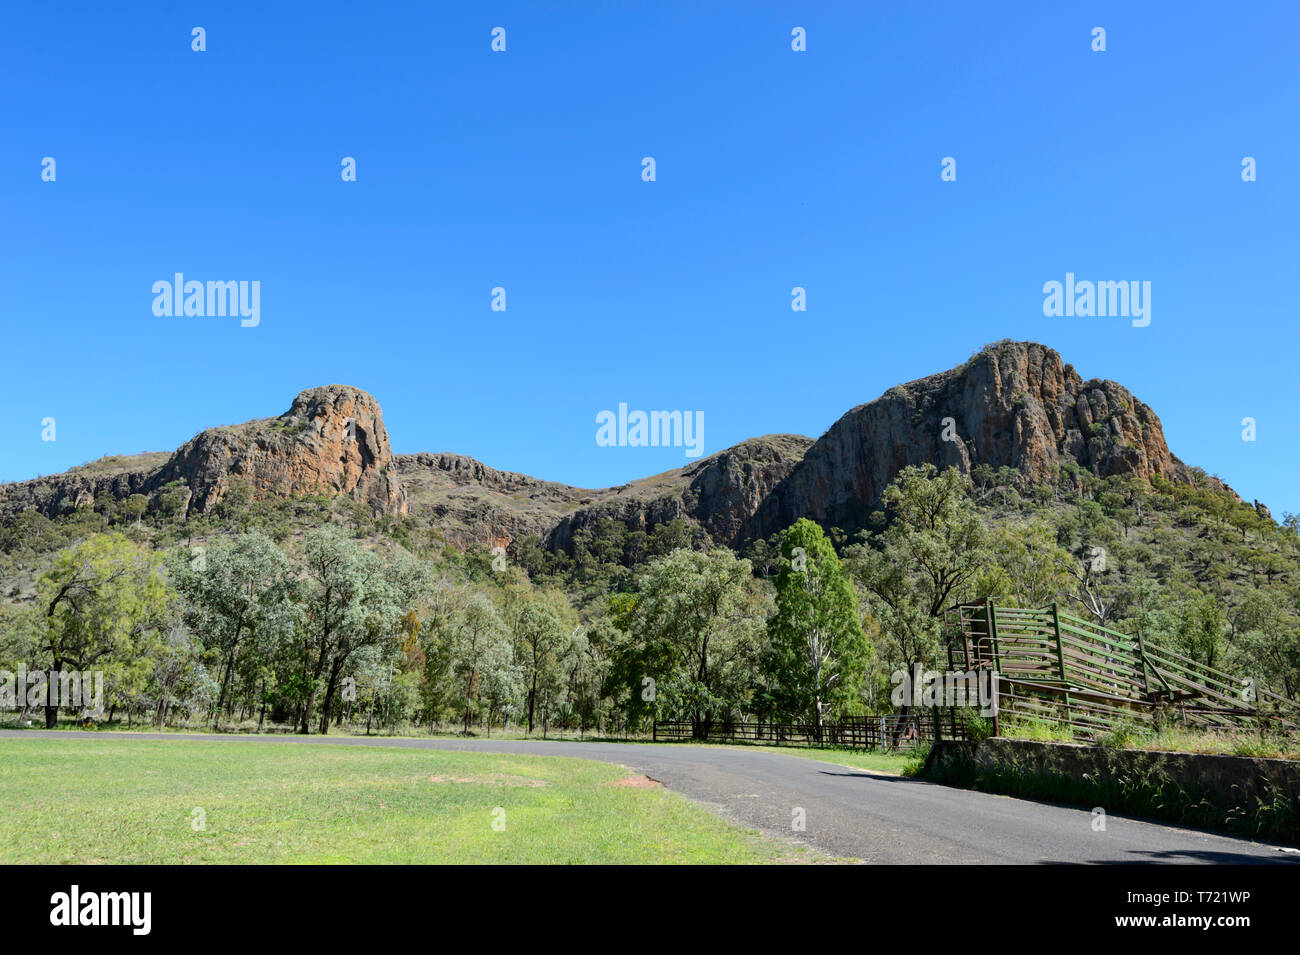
2, 2, 1297, 516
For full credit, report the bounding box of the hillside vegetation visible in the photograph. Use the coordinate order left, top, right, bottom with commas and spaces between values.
2, 341, 1296, 743
2, 453, 1296, 742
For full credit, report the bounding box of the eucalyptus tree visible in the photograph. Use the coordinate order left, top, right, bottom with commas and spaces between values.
414, 575, 469, 730
849, 465, 990, 677
562, 621, 613, 735
35, 533, 170, 726
1230, 588, 1300, 698
626, 547, 765, 739
513, 595, 570, 733
297, 526, 423, 734
145, 624, 212, 727
448, 594, 514, 732
765, 519, 870, 732
169, 530, 295, 728
979, 521, 1074, 608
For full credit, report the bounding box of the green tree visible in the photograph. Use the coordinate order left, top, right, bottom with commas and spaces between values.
977, 521, 1073, 607
849, 466, 991, 712
764, 519, 870, 731
625, 548, 763, 739
35, 533, 170, 727
1175, 592, 1228, 670
413, 576, 469, 729
297, 526, 418, 734
448, 594, 514, 732
512, 594, 569, 733
1230, 588, 1300, 699
169, 531, 295, 728
122, 495, 148, 527
157, 481, 191, 524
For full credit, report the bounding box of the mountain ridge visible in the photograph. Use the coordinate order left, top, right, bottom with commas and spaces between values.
0, 341, 1257, 549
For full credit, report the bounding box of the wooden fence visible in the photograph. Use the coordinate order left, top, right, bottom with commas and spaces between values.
653, 711, 970, 749
948, 599, 1300, 739
651, 601, 1300, 749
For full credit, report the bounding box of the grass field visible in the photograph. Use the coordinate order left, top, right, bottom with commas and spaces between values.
0, 738, 823, 864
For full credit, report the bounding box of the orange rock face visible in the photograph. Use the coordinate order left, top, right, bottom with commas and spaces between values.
154, 385, 408, 517
0, 343, 1217, 548
746, 341, 1192, 538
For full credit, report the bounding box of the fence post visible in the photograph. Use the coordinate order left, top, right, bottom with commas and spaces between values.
987, 599, 1002, 669
652, 719, 657, 742
1051, 601, 1072, 725
1134, 627, 1151, 698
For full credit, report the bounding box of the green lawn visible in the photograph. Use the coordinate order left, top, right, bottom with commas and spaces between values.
0, 738, 822, 864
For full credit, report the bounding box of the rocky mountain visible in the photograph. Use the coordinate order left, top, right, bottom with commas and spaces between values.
0, 452, 170, 526
393, 434, 813, 552
0, 341, 1247, 549
745, 339, 1194, 539
0, 385, 406, 524
153, 385, 407, 518
541, 434, 813, 552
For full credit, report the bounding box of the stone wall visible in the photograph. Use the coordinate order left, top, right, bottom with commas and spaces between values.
926, 737, 1300, 842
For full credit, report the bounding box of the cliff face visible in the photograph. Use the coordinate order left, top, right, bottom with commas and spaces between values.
397, 335, 1195, 550
681, 435, 815, 545
541, 436, 813, 552
0, 386, 407, 522
153, 385, 407, 517
397, 435, 813, 552
0, 453, 168, 523
746, 341, 1189, 538
0, 342, 1215, 548
395, 452, 589, 550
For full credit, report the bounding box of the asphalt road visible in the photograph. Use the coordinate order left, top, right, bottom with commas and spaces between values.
4, 730, 1297, 864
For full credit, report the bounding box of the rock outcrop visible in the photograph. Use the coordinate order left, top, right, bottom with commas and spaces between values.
153, 385, 407, 517
0, 454, 167, 524
1, 342, 1235, 549
395, 452, 590, 549
678, 435, 814, 545
0, 386, 407, 522
746, 341, 1190, 538
541, 435, 812, 552
396, 435, 812, 552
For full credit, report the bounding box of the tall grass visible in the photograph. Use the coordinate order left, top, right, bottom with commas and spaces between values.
925, 744, 1300, 844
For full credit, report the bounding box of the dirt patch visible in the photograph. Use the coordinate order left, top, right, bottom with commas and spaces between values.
429, 774, 548, 787
609, 774, 663, 789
